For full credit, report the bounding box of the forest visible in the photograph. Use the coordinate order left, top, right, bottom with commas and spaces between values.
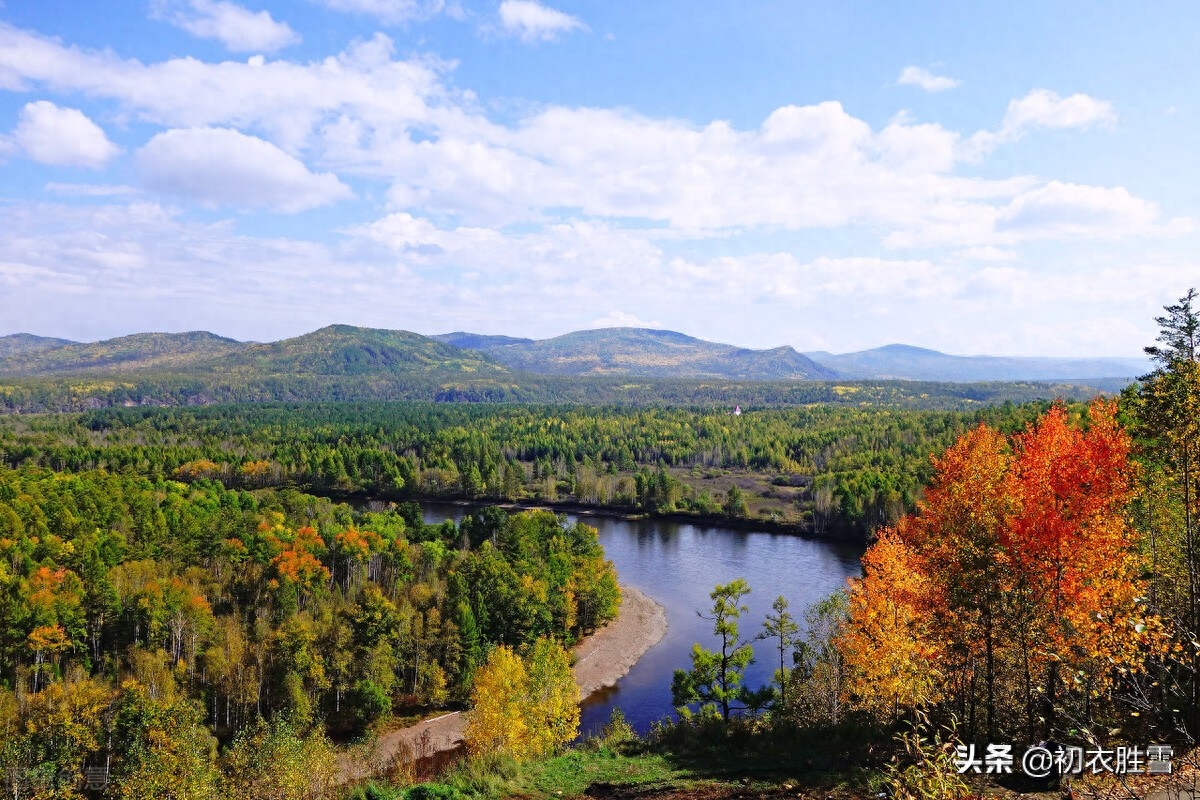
0, 465, 619, 797
0, 401, 1057, 539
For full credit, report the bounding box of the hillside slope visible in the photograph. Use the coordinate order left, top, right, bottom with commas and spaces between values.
447, 327, 840, 380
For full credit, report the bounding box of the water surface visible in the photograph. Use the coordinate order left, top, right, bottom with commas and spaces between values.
418, 502, 863, 736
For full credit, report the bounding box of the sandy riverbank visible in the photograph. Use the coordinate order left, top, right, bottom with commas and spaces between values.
339, 585, 668, 784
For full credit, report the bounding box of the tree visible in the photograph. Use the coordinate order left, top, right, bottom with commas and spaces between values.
757, 595, 799, 707
465, 645, 530, 760
220, 717, 338, 800
839, 402, 1163, 741
672, 579, 755, 721
723, 485, 748, 519
108, 681, 219, 800
1135, 288, 1200, 728
523, 638, 580, 758
789, 590, 848, 725
465, 639, 579, 762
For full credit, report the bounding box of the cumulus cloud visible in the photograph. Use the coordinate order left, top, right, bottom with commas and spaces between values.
1000, 88, 1117, 135
896, 66, 961, 92
498, 0, 586, 41
11, 101, 119, 168
0, 23, 1179, 253
135, 128, 353, 211
0, 25, 451, 151
155, 0, 300, 52
885, 180, 1190, 249
965, 89, 1117, 156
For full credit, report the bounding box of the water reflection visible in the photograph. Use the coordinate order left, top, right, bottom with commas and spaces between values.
417, 501, 863, 736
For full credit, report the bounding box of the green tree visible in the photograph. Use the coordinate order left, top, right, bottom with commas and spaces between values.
723, 485, 748, 519
108, 682, 219, 800
672, 579, 755, 721
757, 595, 799, 707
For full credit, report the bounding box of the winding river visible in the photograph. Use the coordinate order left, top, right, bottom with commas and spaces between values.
418, 501, 864, 736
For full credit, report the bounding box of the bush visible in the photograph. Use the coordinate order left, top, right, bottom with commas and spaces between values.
405, 784, 465, 800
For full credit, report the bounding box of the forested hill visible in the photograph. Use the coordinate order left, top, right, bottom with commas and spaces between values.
0, 333, 78, 358
434, 327, 839, 380
0, 324, 1129, 412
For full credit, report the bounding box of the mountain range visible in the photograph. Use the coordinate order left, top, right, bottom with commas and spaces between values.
0, 326, 1147, 384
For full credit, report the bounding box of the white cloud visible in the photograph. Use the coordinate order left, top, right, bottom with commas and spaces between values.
896, 66, 960, 92
1000, 88, 1116, 135
0, 25, 452, 151
885, 180, 1190, 249
995, 181, 1169, 237
587, 311, 662, 329
156, 0, 300, 53
498, 0, 586, 42
135, 128, 353, 211
965, 89, 1117, 156
11, 101, 119, 168
1, 199, 1191, 356
0, 23, 1178, 254
316, 0, 451, 24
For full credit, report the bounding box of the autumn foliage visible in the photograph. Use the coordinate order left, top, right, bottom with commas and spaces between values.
465, 638, 580, 762
840, 400, 1165, 740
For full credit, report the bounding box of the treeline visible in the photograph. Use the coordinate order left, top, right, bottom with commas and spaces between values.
0, 370, 1115, 414
0, 464, 618, 797
0, 402, 1056, 537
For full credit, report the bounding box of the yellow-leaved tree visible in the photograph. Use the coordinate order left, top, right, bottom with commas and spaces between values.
465, 638, 579, 762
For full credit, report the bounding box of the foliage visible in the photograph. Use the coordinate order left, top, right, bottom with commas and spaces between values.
839, 400, 1167, 741
672, 579, 758, 721
465, 638, 579, 762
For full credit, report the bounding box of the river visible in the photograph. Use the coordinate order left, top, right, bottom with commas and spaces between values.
418, 501, 864, 737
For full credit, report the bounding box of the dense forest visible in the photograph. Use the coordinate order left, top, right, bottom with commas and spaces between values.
0, 464, 619, 797
0, 371, 1116, 414
0, 402, 1058, 538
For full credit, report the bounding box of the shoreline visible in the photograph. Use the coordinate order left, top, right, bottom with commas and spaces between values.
338, 585, 668, 784
323, 490, 869, 545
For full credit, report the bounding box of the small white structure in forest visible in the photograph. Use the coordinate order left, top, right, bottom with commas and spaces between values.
733, 405, 742, 416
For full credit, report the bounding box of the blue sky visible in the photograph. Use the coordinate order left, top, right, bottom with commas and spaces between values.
1, 1, 1197, 356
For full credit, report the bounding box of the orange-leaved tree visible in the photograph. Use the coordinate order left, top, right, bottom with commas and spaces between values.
839, 400, 1164, 741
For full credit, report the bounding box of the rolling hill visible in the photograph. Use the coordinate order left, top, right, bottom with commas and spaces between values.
0, 333, 78, 359
0, 324, 1134, 413
0, 331, 243, 375
436, 327, 840, 380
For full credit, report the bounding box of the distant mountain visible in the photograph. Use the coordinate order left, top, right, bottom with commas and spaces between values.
443, 327, 839, 380
0, 333, 78, 359
221, 325, 508, 377
0, 331, 243, 375
0, 325, 1129, 413
805, 344, 1149, 383
434, 332, 535, 350
0, 326, 506, 380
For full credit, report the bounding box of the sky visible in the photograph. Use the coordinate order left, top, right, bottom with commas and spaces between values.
0, 1, 1197, 356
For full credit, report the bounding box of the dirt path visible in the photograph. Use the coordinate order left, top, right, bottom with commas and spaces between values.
338, 585, 668, 783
